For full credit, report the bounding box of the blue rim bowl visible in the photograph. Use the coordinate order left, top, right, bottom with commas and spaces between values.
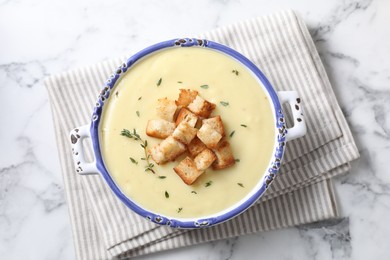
90, 38, 287, 228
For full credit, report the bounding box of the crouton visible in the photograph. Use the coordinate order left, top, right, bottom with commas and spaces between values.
174, 157, 204, 185
175, 108, 198, 127
202, 116, 225, 136
197, 123, 222, 148
175, 89, 198, 107
187, 137, 207, 157
212, 140, 235, 170
149, 136, 186, 164
156, 98, 177, 122
172, 121, 198, 144
187, 95, 216, 118
146, 119, 175, 139
194, 149, 217, 171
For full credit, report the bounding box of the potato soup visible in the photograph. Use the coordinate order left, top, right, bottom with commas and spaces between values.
99, 47, 275, 218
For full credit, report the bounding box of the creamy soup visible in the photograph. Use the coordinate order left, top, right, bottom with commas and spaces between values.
100, 47, 275, 218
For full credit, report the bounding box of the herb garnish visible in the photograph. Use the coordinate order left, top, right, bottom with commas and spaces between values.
200, 85, 209, 89
136, 111, 140, 117
205, 181, 212, 187
145, 163, 155, 173
235, 159, 240, 162
232, 69, 239, 75
157, 77, 162, 86
237, 183, 244, 188
191, 191, 197, 194
220, 101, 229, 106
121, 129, 155, 174
240, 124, 247, 127
177, 207, 183, 213
138, 96, 142, 101
177, 81, 183, 83
158, 176, 166, 179
129, 157, 138, 165
165, 191, 169, 198
229, 130, 235, 138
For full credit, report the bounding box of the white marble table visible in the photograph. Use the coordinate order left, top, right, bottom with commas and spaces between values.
1, 0, 389, 259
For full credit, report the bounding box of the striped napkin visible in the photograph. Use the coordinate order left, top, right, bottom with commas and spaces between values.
45, 10, 359, 259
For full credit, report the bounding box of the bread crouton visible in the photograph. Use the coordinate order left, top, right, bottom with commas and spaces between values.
187, 137, 207, 157
202, 116, 225, 136
156, 98, 177, 122
172, 121, 198, 144
146, 119, 175, 139
149, 136, 186, 164
212, 140, 235, 170
187, 95, 216, 118
175, 89, 198, 107
175, 108, 198, 127
174, 157, 204, 185
194, 149, 217, 171
197, 123, 222, 148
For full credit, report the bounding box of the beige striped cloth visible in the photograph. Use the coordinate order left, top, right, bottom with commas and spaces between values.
45, 10, 359, 259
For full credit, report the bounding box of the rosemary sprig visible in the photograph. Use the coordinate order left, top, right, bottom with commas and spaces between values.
237, 183, 244, 188
165, 191, 169, 198
229, 130, 235, 138
157, 77, 162, 86
220, 101, 229, 106
121, 129, 155, 174
200, 84, 209, 89
205, 181, 212, 187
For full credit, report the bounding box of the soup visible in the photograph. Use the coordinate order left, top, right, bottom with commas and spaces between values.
99, 47, 275, 218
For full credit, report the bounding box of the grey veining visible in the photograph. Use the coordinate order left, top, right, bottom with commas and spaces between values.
1, 0, 389, 259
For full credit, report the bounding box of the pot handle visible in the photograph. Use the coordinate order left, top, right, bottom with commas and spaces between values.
69, 124, 99, 175
277, 91, 307, 142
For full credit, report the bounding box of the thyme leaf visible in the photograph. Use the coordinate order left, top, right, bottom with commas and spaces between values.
220, 101, 229, 106
177, 207, 183, 213
129, 157, 138, 165
138, 96, 142, 100
177, 81, 183, 83
136, 111, 140, 117
240, 124, 247, 127
237, 183, 244, 188
200, 85, 209, 89
232, 69, 239, 75
229, 130, 235, 138
165, 191, 169, 198
158, 176, 166, 179
235, 159, 240, 162
205, 181, 212, 187
157, 77, 162, 86
191, 191, 197, 194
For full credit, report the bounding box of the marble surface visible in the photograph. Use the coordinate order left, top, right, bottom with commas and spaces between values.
0, 0, 389, 259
